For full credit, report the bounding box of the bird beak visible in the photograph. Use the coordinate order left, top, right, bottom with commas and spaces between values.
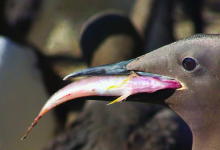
63, 59, 176, 81
63, 59, 135, 80
22, 59, 183, 140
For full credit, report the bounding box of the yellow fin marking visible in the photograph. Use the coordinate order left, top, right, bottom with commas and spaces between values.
117, 73, 134, 88
107, 71, 139, 90
107, 85, 118, 90
107, 93, 131, 105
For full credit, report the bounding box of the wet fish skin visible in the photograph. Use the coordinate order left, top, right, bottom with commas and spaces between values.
21, 72, 182, 140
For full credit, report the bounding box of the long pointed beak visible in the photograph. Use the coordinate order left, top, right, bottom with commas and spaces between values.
63, 59, 174, 81
22, 60, 183, 140
63, 59, 135, 80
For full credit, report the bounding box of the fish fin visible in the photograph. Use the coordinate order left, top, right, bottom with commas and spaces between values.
107, 71, 139, 90
21, 116, 42, 140
107, 85, 118, 90
117, 71, 139, 88
107, 93, 131, 105
130, 71, 139, 77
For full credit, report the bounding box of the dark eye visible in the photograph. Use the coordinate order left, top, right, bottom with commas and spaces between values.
182, 57, 198, 71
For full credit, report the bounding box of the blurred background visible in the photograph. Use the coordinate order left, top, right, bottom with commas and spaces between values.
2, 0, 220, 75
0, 0, 220, 150
3, 0, 220, 74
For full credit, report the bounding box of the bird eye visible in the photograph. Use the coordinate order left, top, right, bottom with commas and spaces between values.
182, 57, 198, 71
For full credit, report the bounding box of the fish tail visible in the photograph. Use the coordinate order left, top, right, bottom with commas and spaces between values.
21, 115, 42, 140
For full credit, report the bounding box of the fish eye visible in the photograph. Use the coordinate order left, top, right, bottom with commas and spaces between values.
182, 57, 198, 71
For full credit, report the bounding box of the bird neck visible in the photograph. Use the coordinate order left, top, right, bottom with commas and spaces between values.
182, 111, 220, 150
192, 126, 220, 150
170, 103, 220, 150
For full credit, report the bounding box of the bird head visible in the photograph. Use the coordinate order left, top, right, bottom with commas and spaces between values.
127, 34, 220, 128
22, 34, 220, 139
64, 34, 220, 128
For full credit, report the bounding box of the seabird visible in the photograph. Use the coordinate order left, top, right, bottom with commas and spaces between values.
22, 34, 220, 150
41, 10, 191, 150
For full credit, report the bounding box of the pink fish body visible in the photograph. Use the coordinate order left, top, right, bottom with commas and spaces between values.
22, 72, 182, 140
42, 73, 181, 112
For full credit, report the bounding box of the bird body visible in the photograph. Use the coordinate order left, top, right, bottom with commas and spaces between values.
23, 34, 220, 150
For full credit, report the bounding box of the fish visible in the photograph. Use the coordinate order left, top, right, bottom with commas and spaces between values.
21, 72, 182, 140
